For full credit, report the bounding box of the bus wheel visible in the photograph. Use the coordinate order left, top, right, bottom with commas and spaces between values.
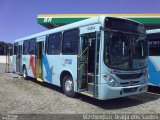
63, 75, 76, 97
23, 66, 28, 80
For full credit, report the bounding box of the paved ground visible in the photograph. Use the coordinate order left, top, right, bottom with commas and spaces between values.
0, 64, 160, 114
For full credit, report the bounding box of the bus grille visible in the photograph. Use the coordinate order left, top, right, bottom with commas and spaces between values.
116, 73, 143, 80
120, 81, 140, 87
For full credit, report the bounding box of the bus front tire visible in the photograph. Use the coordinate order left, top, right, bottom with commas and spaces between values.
23, 66, 28, 80
63, 75, 76, 98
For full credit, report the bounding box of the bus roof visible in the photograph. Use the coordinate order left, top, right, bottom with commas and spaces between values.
146, 29, 160, 34
15, 16, 104, 43
14, 16, 142, 43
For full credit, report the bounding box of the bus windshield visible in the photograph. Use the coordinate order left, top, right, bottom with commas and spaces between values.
104, 30, 148, 71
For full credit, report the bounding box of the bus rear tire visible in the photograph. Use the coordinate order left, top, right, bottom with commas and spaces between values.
63, 75, 76, 98
23, 66, 28, 80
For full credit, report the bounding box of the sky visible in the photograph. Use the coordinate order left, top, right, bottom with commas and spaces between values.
0, 0, 160, 43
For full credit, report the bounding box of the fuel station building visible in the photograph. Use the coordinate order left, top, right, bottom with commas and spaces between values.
37, 14, 160, 30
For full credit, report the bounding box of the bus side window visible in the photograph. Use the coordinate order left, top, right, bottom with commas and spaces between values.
148, 34, 160, 56
62, 29, 79, 54
23, 40, 29, 55
28, 39, 36, 55
47, 32, 62, 55
14, 43, 18, 55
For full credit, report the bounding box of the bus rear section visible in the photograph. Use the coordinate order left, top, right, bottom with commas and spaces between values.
147, 29, 160, 87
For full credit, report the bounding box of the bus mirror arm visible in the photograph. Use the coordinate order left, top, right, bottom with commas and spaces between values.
79, 61, 86, 64
99, 26, 104, 31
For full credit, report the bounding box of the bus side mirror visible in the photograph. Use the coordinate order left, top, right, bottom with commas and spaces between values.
122, 42, 125, 56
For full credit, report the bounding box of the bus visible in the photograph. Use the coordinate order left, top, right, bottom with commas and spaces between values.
12, 16, 148, 100
147, 29, 160, 87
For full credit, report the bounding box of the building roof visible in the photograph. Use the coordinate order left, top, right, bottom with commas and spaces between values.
37, 14, 160, 29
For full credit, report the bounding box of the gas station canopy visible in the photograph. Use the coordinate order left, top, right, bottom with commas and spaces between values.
37, 14, 160, 30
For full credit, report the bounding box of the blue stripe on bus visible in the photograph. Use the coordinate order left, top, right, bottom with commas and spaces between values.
148, 60, 160, 86
42, 53, 52, 83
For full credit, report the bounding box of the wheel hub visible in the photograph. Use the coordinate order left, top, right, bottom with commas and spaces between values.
23, 69, 26, 78
65, 79, 73, 92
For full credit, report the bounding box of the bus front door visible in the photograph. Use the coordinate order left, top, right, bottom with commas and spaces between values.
78, 35, 89, 91
16, 45, 22, 73
35, 41, 43, 82
78, 32, 100, 97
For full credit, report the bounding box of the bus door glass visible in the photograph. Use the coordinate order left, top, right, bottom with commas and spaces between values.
16, 45, 22, 73
36, 41, 43, 79
78, 34, 89, 90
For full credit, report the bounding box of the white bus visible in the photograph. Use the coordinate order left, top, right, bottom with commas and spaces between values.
147, 29, 160, 87
12, 16, 148, 100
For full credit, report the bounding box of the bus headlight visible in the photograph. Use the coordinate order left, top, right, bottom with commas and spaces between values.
103, 75, 119, 87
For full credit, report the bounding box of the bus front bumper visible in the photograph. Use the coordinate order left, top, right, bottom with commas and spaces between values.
99, 83, 148, 100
